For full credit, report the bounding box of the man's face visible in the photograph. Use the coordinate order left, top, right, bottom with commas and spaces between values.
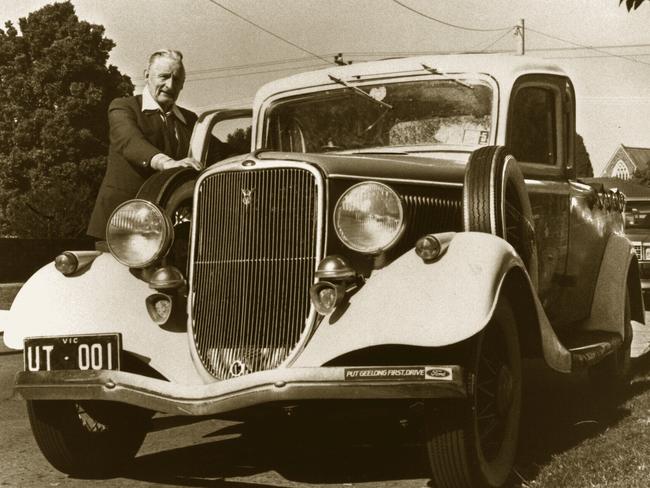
145, 56, 185, 110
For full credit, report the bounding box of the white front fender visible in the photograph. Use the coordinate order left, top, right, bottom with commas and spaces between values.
2, 253, 203, 385
294, 232, 532, 367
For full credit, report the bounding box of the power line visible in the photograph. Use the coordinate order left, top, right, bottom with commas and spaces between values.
391, 0, 512, 32
203, 0, 332, 64
186, 62, 331, 82
340, 43, 650, 56
527, 27, 650, 67
544, 53, 650, 60
475, 28, 516, 53
133, 62, 331, 85
136, 40, 650, 82
186, 56, 320, 75
528, 42, 650, 53
133, 55, 328, 81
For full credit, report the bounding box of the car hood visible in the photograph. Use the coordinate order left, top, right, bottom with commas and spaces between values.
254, 151, 468, 185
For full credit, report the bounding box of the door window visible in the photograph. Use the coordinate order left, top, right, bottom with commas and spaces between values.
510, 87, 557, 165
206, 116, 251, 165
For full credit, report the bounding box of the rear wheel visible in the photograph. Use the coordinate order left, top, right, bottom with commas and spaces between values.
27, 400, 151, 477
426, 296, 522, 488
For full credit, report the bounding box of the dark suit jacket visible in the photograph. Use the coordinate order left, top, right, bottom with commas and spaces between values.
87, 95, 197, 239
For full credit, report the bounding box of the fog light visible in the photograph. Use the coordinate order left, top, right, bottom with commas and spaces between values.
146, 293, 172, 324
54, 252, 78, 275
147, 265, 186, 290
310, 281, 346, 315
415, 232, 455, 263
315, 255, 356, 280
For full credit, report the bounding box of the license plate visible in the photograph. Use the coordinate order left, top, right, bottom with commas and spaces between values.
24, 334, 121, 372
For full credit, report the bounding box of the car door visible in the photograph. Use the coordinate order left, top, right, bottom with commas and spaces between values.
507, 74, 573, 327
189, 108, 253, 167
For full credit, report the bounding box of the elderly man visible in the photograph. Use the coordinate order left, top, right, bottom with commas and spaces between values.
87, 49, 200, 239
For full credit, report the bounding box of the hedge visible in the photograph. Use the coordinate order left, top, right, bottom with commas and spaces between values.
0, 238, 95, 283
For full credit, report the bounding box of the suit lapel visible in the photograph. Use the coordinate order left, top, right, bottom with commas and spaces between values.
136, 95, 194, 158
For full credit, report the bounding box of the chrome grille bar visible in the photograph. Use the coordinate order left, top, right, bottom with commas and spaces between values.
190, 165, 321, 379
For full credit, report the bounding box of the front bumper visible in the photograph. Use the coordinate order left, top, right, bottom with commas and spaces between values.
15, 365, 466, 416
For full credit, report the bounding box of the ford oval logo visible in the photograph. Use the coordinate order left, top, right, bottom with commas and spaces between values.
426, 368, 451, 379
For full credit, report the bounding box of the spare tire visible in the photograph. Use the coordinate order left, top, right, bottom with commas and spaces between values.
463, 145, 538, 287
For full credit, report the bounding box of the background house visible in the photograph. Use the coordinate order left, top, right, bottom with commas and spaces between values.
601, 144, 650, 180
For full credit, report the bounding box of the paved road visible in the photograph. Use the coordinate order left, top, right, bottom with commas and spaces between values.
0, 348, 431, 488
3, 316, 650, 488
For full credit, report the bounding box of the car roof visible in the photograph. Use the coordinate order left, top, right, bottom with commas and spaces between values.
253, 53, 567, 104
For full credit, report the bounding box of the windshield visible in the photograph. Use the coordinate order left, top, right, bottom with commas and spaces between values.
263, 78, 493, 153
625, 201, 650, 230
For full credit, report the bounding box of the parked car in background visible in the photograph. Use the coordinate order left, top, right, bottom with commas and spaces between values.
625, 196, 650, 307
3, 54, 642, 488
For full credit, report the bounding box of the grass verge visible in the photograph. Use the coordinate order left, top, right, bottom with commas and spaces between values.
514, 357, 650, 487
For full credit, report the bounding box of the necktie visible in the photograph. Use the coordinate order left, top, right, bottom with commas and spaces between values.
163, 111, 179, 159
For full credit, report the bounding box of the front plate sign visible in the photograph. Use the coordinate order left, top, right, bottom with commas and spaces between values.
24, 334, 121, 372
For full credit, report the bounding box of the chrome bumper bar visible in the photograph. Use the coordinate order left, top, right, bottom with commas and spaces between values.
15, 365, 466, 416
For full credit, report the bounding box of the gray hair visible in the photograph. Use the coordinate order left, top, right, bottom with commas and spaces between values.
147, 49, 184, 69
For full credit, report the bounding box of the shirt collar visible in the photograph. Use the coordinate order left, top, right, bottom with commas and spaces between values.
141, 87, 187, 124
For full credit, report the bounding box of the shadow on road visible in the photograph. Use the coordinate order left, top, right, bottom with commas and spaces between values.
128, 418, 430, 487
105, 357, 650, 488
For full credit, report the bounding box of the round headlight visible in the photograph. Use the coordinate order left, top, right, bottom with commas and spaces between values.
334, 182, 404, 253
106, 200, 173, 268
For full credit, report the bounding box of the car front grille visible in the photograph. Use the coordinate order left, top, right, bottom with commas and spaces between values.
190, 166, 321, 379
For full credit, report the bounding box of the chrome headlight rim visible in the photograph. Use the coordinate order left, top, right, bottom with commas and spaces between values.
106, 199, 174, 268
333, 181, 405, 254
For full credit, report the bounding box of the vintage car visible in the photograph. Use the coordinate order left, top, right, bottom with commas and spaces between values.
3, 54, 643, 488
624, 196, 650, 305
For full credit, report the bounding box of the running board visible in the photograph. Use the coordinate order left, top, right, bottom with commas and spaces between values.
564, 331, 623, 370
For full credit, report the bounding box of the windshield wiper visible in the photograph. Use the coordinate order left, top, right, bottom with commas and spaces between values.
421, 64, 474, 89
327, 74, 393, 110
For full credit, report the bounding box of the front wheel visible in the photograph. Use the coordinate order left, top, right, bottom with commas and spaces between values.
27, 400, 151, 477
425, 295, 522, 488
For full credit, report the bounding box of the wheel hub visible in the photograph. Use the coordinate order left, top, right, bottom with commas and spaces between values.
496, 365, 513, 415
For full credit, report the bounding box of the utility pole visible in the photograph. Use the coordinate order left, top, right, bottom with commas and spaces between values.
515, 19, 525, 55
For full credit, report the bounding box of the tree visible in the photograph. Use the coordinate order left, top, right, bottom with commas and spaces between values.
575, 133, 594, 178
631, 166, 650, 187
226, 126, 252, 155
0, 1, 133, 237
620, 0, 646, 10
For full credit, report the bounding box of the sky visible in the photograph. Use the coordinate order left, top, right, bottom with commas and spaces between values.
2, 0, 650, 174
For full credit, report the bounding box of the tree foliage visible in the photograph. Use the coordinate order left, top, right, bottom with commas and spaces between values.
575, 133, 594, 178
226, 126, 252, 156
0, 1, 133, 237
620, 0, 646, 10
631, 166, 650, 186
